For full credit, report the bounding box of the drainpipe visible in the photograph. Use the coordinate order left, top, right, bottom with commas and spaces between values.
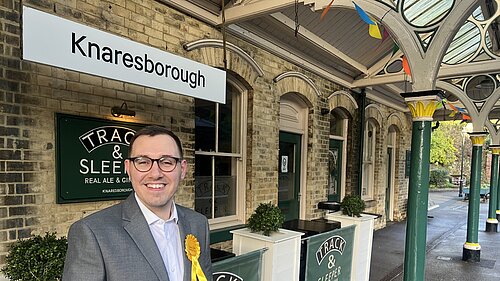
357, 88, 366, 196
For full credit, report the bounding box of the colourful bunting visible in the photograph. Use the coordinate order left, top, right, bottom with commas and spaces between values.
369, 20, 382, 39
381, 28, 390, 43
320, 0, 336, 21
442, 100, 471, 121
353, 2, 375, 25
402, 55, 411, 76
392, 43, 400, 56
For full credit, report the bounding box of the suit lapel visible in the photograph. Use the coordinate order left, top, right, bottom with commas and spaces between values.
122, 194, 170, 281
177, 206, 193, 281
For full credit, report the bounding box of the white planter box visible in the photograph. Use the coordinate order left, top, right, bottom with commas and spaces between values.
325, 212, 377, 281
231, 228, 303, 281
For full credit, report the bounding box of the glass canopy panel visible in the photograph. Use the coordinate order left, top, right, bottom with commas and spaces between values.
443, 21, 481, 64
402, 0, 453, 27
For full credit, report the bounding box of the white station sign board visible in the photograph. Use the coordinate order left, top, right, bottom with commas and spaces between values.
22, 6, 226, 103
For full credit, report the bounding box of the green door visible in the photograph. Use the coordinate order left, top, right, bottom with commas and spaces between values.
386, 147, 393, 221
328, 139, 342, 202
278, 132, 301, 221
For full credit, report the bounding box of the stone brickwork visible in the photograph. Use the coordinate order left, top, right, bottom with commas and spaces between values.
0, 0, 413, 267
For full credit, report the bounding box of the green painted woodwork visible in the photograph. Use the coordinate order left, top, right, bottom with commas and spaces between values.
488, 154, 498, 220
403, 121, 431, 281
466, 145, 483, 243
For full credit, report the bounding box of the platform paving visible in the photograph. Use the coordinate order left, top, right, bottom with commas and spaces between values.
370, 190, 500, 281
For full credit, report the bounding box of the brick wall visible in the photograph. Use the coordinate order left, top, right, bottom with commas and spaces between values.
0, 0, 412, 266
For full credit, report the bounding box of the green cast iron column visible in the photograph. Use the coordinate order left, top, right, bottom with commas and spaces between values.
401, 91, 440, 281
463, 132, 488, 262
486, 146, 499, 232
498, 162, 500, 221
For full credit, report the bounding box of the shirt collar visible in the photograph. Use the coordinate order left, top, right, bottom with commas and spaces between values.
135, 193, 179, 225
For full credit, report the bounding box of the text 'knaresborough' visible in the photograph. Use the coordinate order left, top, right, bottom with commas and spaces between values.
71, 32, 206, 89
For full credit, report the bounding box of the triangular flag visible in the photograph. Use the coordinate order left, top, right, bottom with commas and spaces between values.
392, 43, 399, 56
353, 1, 375, 25
320, 0, 335, 20
448, 103, 458, 112
462, 114, 471, 120
402, 55, 411, 76
381, 28, 390, 43
436, 101, 443, 109
449, 111, 457, 117
369, 22, 382, 39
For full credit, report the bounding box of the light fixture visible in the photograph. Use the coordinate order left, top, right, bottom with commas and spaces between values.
321, 108, 330, 115
111, 102, 136, 117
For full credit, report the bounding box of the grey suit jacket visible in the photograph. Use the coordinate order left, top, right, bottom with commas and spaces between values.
62, 194, 213, 281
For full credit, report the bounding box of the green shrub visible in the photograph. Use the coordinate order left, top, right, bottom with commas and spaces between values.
429, 169, 450, 187
247, 202, 284, 236
340, 194, 366, 217
2, 232, 67, 281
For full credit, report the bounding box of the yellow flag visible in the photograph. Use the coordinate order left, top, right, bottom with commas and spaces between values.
369, 22, 382, 39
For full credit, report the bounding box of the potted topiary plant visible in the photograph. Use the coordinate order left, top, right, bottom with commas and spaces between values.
2, 232, 67, 281
231, 202, 303, 281
340, 194, 366, 217
247, 202, 284, 236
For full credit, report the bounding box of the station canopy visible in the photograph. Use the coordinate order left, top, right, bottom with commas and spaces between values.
165, 0, 500, 133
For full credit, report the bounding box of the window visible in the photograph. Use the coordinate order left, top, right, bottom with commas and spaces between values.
194, 79, 246, 227
362, 120, 376, 200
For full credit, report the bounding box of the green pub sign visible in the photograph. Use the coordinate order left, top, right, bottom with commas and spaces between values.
56, 114, 147, 203
305, 225, 355, 281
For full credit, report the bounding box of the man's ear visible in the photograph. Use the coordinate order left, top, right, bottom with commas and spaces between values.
124, 158, 131, 177
180, 159, 188, 179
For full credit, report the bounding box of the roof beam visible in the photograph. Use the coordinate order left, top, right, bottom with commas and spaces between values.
222, 0, 299, 24
438, 60, 500, 78
162, 0, 220, 25
270, 13, 368, 74
228, 24, 353, 87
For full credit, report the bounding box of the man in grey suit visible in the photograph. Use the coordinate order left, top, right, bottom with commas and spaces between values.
63, 125, 213, 281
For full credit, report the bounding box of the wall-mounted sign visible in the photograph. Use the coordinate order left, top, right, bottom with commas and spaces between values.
56, 114, 147, 203
22, 6, 226, 104
304, 225, 355, 281
281, 156, 288, 173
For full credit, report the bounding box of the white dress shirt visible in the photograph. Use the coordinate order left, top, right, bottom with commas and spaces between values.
135, 194, 184, 281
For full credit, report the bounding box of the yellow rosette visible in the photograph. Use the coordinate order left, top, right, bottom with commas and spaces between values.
185, 234, 207, 281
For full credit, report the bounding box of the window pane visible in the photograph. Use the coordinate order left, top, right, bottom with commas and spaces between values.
329, 112, 343, 136
195, 155, 213, 219
218, 84, 240, 153
214, 157, 237, 218
195, 99, 216, 151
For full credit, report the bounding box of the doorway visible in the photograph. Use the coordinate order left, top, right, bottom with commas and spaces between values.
278, 131, 301, 221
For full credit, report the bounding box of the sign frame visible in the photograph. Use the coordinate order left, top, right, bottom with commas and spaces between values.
22, 6, 226, 104
55, 113, 148, 203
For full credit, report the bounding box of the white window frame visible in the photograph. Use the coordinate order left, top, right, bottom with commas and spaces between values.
194, 78, 247, 230
362, 119, 376, 200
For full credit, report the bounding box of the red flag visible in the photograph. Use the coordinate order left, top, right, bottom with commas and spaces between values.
402, 55, 411, 76
320, 0, 335, 20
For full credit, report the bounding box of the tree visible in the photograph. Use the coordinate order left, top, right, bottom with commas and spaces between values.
430, 122, 459, 167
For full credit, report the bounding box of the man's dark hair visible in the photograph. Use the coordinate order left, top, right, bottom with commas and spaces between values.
128, 125, 183, 158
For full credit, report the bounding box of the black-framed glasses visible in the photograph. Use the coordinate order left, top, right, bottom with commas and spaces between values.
127, 156, 181, 172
